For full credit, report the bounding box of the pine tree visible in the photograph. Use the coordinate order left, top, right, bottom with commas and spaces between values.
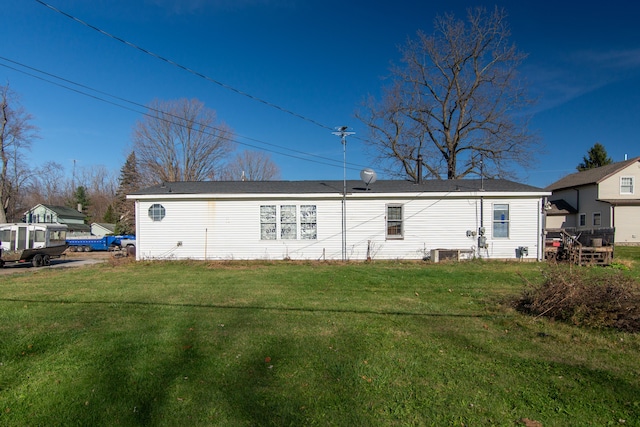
69, 185, 91, 222
577, 143, 613, 171
102, 204, 118, 224
114, 152, 141, 235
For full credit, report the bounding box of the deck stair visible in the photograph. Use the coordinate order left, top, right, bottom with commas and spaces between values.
553, 229, 614, 266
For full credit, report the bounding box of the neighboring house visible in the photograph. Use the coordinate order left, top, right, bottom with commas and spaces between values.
91, 223, 116, 237
127, 179, 550, 261
546, 156, 640, 245
23, 204, 90, 235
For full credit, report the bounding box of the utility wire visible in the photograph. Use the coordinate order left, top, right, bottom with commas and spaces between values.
0, 56, 367, 172
34, 0, 335, 133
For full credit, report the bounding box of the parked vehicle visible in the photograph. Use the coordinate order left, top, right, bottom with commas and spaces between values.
0, 223, 68, 268
66, 235, 135, 252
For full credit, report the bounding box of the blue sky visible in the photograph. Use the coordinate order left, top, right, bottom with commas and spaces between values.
2, 0, 640, 188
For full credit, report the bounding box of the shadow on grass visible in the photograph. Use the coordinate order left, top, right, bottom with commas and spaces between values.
0, 297, 488, 318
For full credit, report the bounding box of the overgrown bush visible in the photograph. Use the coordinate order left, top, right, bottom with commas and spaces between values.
514, 266, 640, 332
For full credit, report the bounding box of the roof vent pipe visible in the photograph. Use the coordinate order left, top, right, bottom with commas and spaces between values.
416, 154, 423, 184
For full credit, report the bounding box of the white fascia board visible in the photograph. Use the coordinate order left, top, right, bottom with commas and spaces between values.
128, 190, 551, 200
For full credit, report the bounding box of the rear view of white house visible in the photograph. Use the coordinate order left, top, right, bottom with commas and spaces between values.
127, 179, 550, 262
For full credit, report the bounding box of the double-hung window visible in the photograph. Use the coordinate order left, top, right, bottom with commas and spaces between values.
493, 204, 510, 238
621, 177, 634, 194
386, 204, 403, 239
593, 212, 601, 227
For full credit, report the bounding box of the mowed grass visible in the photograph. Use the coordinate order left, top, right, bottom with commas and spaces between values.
0, 255, 639, 426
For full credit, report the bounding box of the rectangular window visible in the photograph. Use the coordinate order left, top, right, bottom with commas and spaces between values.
493, 204, 510, 238
260, 205, 318, 240
300, 205, 317, 240
593, 212, 601, 227
621, 177, 634, 194
280, 205, 297, 239
386, 205, 403, 239
579, 213, 586, 227
260, 205, 276, 240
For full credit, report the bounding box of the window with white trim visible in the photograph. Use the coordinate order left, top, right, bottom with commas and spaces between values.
260, 205, 277, 240
300, 205, 317, 240
280, 205, 297, 240
621, 176, 634, 194
386, 204, 403, 239
493, 204, 510, 238
148, 204, 166, 221
260, 205, 317, 240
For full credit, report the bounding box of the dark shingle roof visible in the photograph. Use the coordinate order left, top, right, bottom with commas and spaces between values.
546, 157, 640, 191
41, 204, 86, 219
130, 179, 547, 196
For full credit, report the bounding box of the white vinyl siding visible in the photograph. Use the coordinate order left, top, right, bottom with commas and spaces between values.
133, 195, 545, 261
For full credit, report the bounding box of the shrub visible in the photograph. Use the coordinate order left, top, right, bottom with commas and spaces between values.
514, 266, 640, 332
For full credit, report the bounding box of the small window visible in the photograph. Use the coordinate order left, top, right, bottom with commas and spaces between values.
493, 204, 510, 238
148, 204, 166, 221
260, 205, 277, 240
579, 213, 586, 227
621, 177, 634, 194
386, 205, 403, 239
593, 212, 601, 227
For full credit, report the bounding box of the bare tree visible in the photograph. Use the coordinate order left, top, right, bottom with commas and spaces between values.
133, 98, 235, 184
357, 7, 538, 181
21, 161, 68, 208
222, 150, 281, 181
0, 84, 38, 222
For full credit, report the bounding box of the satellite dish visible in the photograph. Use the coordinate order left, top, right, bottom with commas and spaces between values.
360, 168, 377, 189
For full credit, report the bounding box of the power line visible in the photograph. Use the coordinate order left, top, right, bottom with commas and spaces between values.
34, 0, 335, 133
0, 56, 368, 172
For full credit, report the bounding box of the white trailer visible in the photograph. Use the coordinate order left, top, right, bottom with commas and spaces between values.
0, 223, 68, 268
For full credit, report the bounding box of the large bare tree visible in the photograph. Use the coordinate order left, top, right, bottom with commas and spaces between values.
0, 84, 38, 223
133, 98, 235, 184
357, 7, 538, 181
222, 150, 281, 181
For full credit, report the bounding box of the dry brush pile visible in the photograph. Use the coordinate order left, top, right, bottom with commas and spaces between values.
514, 266, 640, 333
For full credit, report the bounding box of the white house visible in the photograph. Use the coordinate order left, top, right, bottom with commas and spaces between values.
23, 204, 90, 235
127, 179, 550, 262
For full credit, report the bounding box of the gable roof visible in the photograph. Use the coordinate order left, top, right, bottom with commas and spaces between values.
130, 178, 547, 197
546, 157, 640, 191
26, 204, 86, 219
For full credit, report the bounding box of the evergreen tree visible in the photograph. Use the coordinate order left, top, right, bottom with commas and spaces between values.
102, 204, 118, 224
577, 143, 613, 171
69, 185, 91, 222
114, 152, 141, 235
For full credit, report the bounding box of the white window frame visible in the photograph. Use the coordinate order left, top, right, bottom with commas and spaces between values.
260, 205, 317, 241
620, 176, 634, 194
493, 203, 510, 238
386, 204, 404, 240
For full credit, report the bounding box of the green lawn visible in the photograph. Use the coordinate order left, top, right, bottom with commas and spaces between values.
0, 256, 639, 426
